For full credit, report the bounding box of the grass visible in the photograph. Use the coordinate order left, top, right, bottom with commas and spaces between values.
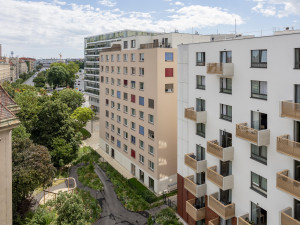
77, 162, 103, 191
80, 127, 91, 140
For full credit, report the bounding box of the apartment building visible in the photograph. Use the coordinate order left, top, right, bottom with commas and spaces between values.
19, 59, 28, 75
0, 85, 20, 225
0, 57, 11, 83
177, 33, 300, 225
98, 32, 217, 194
19, 57, 36, 72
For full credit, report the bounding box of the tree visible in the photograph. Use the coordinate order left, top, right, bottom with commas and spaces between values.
12, 137, 56, 217
50, 138, 74, 167
33, 71, 47, 88
50, 62, 79, 88
54, 88, 85, 112
71, 107, 95, 130
12, 124, 30, 141
47, 66, 68, 88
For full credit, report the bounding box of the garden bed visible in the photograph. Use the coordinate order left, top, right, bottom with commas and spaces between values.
78, 163, 103, 191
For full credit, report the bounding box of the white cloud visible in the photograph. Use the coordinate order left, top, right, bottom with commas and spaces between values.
252, 0, 300, 17
174, 1, 184, 6
98, 0, 116, 7
0, 0, 243, 58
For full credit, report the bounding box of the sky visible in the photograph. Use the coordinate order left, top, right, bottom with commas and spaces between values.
0, 0, 299, 59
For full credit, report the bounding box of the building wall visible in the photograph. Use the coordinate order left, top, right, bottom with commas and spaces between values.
19, 61, 28, 74
0, 63, 11, 83
177, 33, 300, 224
0, 129, 12, 225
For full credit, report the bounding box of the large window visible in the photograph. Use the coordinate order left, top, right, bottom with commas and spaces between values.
251, 144, 267, 165
131, 40, 136, 48
149, 160, 155, 171
251, 80, 267, 100
251, 172, 267, 197
251, 50, 267, 68
196, 75, 205, 89
196, 123, 205, 138
196, 98, 205, 112
220, 104, 232, 122
139, 53, 144, 62
165, 52, 174, 62
220, 78, 232, 94
295, 48, 300, 69
196, 52, 205, 66
220, 51, 232, 63
148, 99, 154, 109
165, 68, 174, 77
139, 96, 144, 106
123, 41, 128, 49
148, 130, 154, 140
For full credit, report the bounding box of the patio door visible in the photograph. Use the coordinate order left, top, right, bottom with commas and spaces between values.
295, 85, 300, 103
220, 130, 232, 148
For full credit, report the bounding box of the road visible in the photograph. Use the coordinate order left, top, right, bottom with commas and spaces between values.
23, 68, 46, 86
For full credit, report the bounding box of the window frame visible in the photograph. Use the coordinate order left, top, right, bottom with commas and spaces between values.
251, 144, 267, 165
220, 78, 232, 94
196, 75, 205, 90
251, 49, 267, 68
220, 104, 232, 122
196, 123, 205, 138
251, 171, 267, 197
295, 48, 300, 69
251, 80, 267, 100
196, 52, 205, 66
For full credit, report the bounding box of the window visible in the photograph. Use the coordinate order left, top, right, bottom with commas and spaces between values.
105, 66, 109, 73
131, 53, 136, 62
123, 54, 128, 62
131, 163, 135, 176
165, 68, 173, 77
131, 135, 136, 144
123, 131, 128, 139
139, 154, 144, 164
105, 77, 109, 83
123, 41, 128, 49
139, 68, 144, 76
196, 52, 205, 66
117, 127, 121, 135
148, 130, 154, 140
139, 53, 144, 61
117, 103, 121, 111
148, 114, 154, 124
105, 99, 109, 106
295, 48, 300, 69
117, 91, 121, 99
124, 144, 128, 152
101, 76, 104, 83
123, 92, 128, 101
220, 51, 232, 63
111, 78, 114, 85
131, 81, 136, 89
139, 111, 144, 120
117, 115, 121, 123
139, 125, 144, 135
149, 177, 154, 190
111, 89, 115, 97
111, 101, 115, 108
106, 144, 109, 153
149, 145, 154, 155
106, 132, 109, 140
117, 79, 121, 86
196, 98, 205, 112
131, 108, 136, 117
111, 66, 114, 73
251, 50, 267, 68
131, 149, 136, 158
196, 75, 205, 89
165, 84, 174, 93
105, 121, 109, 128
101, 66, 104, 72
123, 105, 128, 114
220, 78, 232, 94
220, 104, 232, 122
124, 79, 128, 87
131, 67, 136, 75
106, 55, 109, 61
149, 160, 154, 171
101, 55, 104, 62
111, 135, 115, 143
196, 123, 205, 137
139, 140, 144, 150
148, 99, 154, 109
131, 94, 135, 103
139, 82, 144, 91
111, 112, 114, 120
123, 67, 128, 74
105, 110, 109, 118
111, 54, 114, 62
117, 140, 121, 148
117, 54, 121, 62
251, 172, 267, 197
117, 67, 121, 74
131, 122, 136, 130
123, 118, 128, 126
165, 52, 174, 61
131, 40, 136, 48
139, 96, 144, 106
139, 170, 144, 183
251, 80, 267, 100
251, 144, 267, 165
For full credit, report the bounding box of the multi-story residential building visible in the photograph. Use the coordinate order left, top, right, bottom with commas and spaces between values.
97, 32, 221, 194
177, 33, 300, 225
19, 57, 36, 72
0, 85, 19, 225
19, 59, 28, 75
0, 57, 11, 83
10, 58, 20, 80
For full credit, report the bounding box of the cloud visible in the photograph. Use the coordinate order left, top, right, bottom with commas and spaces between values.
174, 1, 184, 6
98, 0, 116, 7
0, 0, 244, 58
252, 0, 300, 17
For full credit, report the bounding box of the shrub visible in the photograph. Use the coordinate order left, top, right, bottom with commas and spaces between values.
80, 127, 91, 140
128, 178, 157, 203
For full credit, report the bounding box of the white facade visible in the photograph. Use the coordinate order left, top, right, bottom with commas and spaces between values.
177, 33, 300, 224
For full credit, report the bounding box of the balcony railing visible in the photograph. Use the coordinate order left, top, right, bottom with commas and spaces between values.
184, 107, 207, 123
277, 135, 300, 160
281, 207, 300, 225
207, 140, 234, 161
208, 193, 235, 220
277, 170, 300, 199
207, 166, 234, 190
186, 199, 205, 221
281, 100, 300, 120
206, 63, 234, 77
236, 123, 270, 146
140, 42, 172, 49
238, 214, 251, 225
184, 175, 207, 198
208, 218, 219, 225
184, 153, 207, 173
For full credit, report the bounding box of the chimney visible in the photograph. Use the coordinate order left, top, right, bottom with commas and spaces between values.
0, 44, 2, 57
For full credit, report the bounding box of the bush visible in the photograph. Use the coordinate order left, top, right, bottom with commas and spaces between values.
80, 127, 91, 140
77, 164, 103, 191
155, 207, 182, 225
128, 178, 157, 203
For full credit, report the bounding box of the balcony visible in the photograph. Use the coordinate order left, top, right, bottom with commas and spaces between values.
184, 175, 207, 198
236, 123, 270, 146
208, 193, 235, 220
277, 170, 300, 199
208, 218, 219, 225
281, 100, 300, 120
277, 135, 300, 160
186, 199, 205, 221
184, 153, 207, 173
238, 214, 251, 225
206, 63, 234, 77
207, 140, 234, 161
184, 107, 207, 123
207, 166, 234, 190
281, 207, 300, 225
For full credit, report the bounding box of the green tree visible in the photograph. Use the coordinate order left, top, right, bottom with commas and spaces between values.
47, 66, 68, 88
25, 207, 56, 225
54, 88, 85, 112
12, 124, 30, 141
33, 71, 47, 88
50, 62, 79, 88
50, 138, 74, 167
71, 107, 95, 130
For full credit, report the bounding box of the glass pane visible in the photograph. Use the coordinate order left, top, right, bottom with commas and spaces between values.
252, 111, 260, 130
261, 50, 267, 63
221, 52, 227, 63
228, 106, 232, 117
252, 81, 259, 94
261, 146, 267, 158
201, 76, 205, 85
252, 50, 259, 63
227, 51, 232, 63
260, 81, 267, 95
227, 78, 232, 89
251, 144, 259, 155
252, 172, 259, 186
261, 177, 267, 191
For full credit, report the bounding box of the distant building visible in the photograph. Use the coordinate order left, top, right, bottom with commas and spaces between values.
19, 57, 36, 72
19, 59, 28, 75
0, 57, 11, 83
36, 58, 65, 68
